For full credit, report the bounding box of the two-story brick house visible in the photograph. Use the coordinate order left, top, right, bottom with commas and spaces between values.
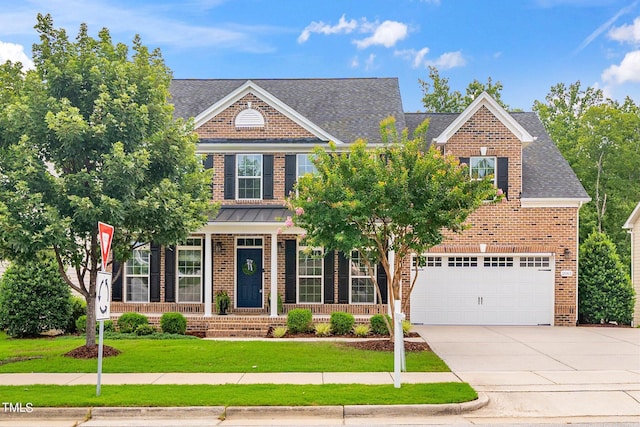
109, 78, 589, 333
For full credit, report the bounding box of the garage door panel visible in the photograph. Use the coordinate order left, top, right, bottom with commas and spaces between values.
410, 255, 554, 326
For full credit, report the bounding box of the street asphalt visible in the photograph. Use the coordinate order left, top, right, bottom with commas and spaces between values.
0, 325, 638, 426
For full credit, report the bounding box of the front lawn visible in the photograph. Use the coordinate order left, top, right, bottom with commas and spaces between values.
0, 332, 449, 373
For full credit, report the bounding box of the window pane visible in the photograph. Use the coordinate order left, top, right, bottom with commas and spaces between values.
178, 276, 201, 302
126, 246, 150, 302
471, 157, 495, 180
299, 278, 322, 303
238, 155, 262, 177
297, 154, 317, 177
351, 277, 375, 303
238, 177, 261, 199
298, 248, 323, 304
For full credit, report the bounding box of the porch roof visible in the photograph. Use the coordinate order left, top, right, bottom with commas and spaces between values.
212, 206, 292, 223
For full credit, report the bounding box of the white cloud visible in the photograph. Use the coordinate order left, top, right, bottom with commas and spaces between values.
574, 2, 637, 54
608, 16, 640, 44
354, 21, 408, 49
298, 14, 358, 44
0, 41, 34, 70
364, 53, 376, 70
395, 48, 465, 70
602, 49, 640, 83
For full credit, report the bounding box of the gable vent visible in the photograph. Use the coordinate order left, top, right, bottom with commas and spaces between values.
235, 102, 265, 129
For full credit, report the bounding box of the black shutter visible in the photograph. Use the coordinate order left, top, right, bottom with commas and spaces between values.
337, 251, 349, 304
323, 250, 335, 304
284, 240, 297, 303
112, 260, 122, 302
164, 245, 176, 302
497, 157, 509, 199
284, 154, 296, 197
376, 262, 388, 304
224, 154, 235, 200
263, 155, 274, 199
203, 154, 213, 170
150, 243, 161, 302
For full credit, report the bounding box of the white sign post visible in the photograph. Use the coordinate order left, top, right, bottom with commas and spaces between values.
96, 222, 114, 397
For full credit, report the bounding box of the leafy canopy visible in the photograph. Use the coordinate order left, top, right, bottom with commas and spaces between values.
0, 14, 214, 346
288, 117, 498, 323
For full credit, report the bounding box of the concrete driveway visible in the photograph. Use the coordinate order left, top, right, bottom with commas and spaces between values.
416, 325, 640, 423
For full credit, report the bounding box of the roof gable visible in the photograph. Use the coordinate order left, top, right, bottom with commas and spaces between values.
434, 92, 534, 144
624, 201, 640, 230
193, 80, 343, 144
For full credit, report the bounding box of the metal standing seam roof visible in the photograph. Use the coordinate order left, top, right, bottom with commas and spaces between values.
405, 112, 590, 200
169, 78, 406, 145
213, 207, 291, 223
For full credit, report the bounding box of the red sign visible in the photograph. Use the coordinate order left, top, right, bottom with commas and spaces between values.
98, 222, 114, 272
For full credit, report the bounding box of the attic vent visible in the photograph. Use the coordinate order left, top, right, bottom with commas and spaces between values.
235, 102, 265, 129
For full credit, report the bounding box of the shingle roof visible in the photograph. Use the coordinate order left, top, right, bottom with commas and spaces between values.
170, 78, 406, 145
405, 112, 589, 200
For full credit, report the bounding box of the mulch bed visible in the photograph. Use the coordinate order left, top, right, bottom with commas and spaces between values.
64, 345, 121, 359
341, 339, 431, 352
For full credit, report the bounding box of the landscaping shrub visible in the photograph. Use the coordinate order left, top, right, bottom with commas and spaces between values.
314, 322, 331, 337
135, 324, 156, 336
66, 296, 86, 334
160, 312, 187, 335
579, 231, 635, 325
370, 314, 392, 335
117, 312, 149, 333
286, 308, 313, 333
402, 319, 412, 336
102, 319, 115, 332
0, 255, 71, 337
75, 315, 87, 333
272, 326, 287, 338
330, 312, 354, 335
354, 324, 370, 337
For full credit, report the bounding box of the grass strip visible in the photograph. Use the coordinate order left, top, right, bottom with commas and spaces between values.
0, 336, 448, 373
0, 383, 476, 407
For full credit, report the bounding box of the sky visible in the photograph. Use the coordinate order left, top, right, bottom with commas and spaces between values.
1, 0, 640, 113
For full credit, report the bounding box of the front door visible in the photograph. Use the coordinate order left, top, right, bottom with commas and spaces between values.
237, 248, 263, 308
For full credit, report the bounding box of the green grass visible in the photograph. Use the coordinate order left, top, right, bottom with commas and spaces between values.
0, 383, 477, 407
0, 332, 449, 373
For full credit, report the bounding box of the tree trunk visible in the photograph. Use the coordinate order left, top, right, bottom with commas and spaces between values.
85, 267, 98, 348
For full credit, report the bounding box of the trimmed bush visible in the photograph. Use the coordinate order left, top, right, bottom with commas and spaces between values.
286, 308, 313, 334
117, 312, 149, 333
370, 314, 392, 335
102, 320, 115, 332
135, 324, 156, 336
579, 231, 635, 325
0, 255, 71, 337
66, 296, 87, 334
160, 312, 187, 335
314, 322, 332, 337
75, 315, 87, 333
354, 324, 370, 337
330, 312, 355, 335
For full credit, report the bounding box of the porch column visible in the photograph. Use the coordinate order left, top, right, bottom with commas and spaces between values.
270, 232, 278, 317
204, 232, 213, 317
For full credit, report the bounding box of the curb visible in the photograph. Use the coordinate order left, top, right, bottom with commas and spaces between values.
0, 394, 488, 421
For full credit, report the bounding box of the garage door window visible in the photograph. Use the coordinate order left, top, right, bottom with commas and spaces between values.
484, 257, 514, 267
448, 256, 478, 267
413, 256, 441, 268
520, 256, 550, 267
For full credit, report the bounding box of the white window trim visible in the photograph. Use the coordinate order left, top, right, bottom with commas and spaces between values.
470, 156, 497, 185
296, 153, 317, 179
125, 245, 151, 303
236, 154, 263, 200
176, 238, 203, 303
349, 250, 377, 305
297, 245, 324, 304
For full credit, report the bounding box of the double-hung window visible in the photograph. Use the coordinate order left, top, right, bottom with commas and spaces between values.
125, 245, 150, 302
297, 246, 323, 303
177, 238, 202, 303
297, 154, 317, 178
350, 250, 376, 304
470, 157, 496, 184
237, 154, 262, 199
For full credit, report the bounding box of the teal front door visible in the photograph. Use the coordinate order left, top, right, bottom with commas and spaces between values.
237, 248, 263, 308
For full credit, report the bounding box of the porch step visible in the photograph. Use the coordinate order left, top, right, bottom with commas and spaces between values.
205, 315, 286, 338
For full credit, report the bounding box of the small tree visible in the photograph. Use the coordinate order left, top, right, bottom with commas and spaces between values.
578, 232, 634, 325
0, 253, 71, 337
287, 117, 497, 335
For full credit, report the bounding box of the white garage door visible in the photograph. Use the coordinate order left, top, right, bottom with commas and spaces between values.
410, 255, 554, 325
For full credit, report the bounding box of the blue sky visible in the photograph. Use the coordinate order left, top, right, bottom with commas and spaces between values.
1, 0, 640, 112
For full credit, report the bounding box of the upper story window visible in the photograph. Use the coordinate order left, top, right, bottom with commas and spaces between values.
297, 154, 317, 178
470, 157, 496, 183
237, 154, 262, 199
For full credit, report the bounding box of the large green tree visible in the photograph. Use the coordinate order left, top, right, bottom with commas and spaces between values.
419, 66, 509, 113
287, 117, 498, 334
534, 82, 640, 267
0, 15, 214, 348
